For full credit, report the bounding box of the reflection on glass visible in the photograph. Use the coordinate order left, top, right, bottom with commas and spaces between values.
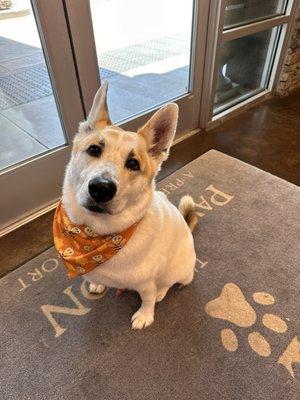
90, 0, 194, 123
0, 0, 65, 171
214, 27, 279, 114
224, 0, 287, 29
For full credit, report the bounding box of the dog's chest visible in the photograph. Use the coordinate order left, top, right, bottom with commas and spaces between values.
85, 221, 172, 289
84, 238, 155, 289
84, 192, 185, 289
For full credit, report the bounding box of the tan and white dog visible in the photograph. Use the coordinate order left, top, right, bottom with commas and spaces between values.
61, 82, 198, 329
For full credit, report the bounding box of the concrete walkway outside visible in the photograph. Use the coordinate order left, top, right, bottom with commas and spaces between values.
0, 0, 192, 169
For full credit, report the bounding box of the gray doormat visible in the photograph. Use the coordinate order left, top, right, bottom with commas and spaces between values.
1, 150, 299, 400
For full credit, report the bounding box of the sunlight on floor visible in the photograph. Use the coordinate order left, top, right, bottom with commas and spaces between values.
0, 0, 193, 169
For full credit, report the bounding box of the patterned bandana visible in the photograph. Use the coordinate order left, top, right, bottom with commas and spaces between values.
53, 201, 138, 278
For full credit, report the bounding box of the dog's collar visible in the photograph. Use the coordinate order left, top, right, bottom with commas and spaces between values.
53, 201, 139, 278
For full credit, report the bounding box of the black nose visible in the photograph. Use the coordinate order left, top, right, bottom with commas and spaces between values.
88, 177, 117, 203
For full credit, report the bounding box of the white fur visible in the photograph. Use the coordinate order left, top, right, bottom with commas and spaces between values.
63, 188, 196, 329
61, 84, 196, 329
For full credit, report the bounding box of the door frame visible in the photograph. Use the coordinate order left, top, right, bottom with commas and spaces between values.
0, 0, 85, 234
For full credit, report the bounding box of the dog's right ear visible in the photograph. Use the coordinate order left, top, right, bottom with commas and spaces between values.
79, 81, 112, 133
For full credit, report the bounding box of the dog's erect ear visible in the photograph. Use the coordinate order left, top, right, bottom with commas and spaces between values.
138, 103, 178, 162
83, 82, 112, 132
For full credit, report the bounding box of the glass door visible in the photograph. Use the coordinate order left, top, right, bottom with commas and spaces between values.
0, 0, 66, 170
1, 0, 296, 234
200, 0, 296, 127
0, 0, 84, 234
64, 0, 209, 138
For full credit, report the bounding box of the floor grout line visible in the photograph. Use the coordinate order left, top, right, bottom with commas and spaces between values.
0, 111, 49, 149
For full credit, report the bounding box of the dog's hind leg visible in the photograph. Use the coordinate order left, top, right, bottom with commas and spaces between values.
176, 254, 196, 287
178, 268, 194, 286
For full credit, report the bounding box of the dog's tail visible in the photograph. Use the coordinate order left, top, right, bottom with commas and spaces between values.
179, 195, 198, 232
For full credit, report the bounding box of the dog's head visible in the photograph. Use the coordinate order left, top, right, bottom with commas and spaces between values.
64, 82, 178, 228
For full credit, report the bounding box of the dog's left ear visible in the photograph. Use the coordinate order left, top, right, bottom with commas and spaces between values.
138, 103, 178, 163
81, 81, 112, 133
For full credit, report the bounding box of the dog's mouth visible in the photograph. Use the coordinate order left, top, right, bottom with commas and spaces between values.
84, 201, 118, 215
85, 204, 106, 214
82, 196, 120, 216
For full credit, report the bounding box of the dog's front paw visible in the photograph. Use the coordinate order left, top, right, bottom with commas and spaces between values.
88, 283, 106, 294
131, 309, 154, 330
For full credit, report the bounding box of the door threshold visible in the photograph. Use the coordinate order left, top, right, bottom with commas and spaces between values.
1, 200, 59, 238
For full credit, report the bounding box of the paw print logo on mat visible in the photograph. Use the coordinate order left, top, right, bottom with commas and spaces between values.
205, 283, 300, 377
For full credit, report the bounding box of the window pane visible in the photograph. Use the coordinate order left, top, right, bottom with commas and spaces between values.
0, 0, 66, 171
90, 0, 194, 123
224, 0, 287, 29
214, 27, 280, 115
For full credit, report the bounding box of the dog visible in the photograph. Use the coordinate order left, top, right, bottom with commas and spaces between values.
59, 82, 198, 329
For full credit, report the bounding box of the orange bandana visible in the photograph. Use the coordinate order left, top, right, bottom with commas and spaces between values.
53, 201, 138, 278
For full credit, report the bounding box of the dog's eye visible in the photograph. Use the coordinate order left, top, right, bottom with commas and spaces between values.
86, 145, 102, 157
125, 158, 140, 171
